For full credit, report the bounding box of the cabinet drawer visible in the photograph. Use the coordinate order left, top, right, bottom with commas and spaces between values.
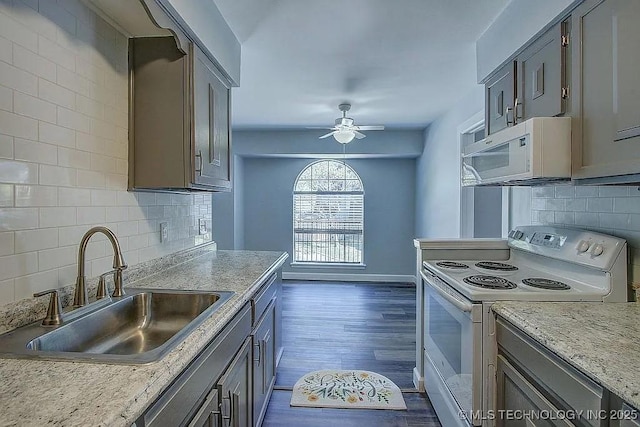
620, 403, 640, 427
497, 318, 603, 426
497, 355, 573, 427
144, 305, 251, 427
251, 274, 277, 326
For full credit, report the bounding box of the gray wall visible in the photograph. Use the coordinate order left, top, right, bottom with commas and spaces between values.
233, 156, 245, 250
473, 187, 503, 237
240, 157, 417, 276
212, 155, 243, 250
416, 86, 485, 238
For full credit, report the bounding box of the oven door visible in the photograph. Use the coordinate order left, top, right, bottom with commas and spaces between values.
422, 271, 483, 426
461, 135, 531, 185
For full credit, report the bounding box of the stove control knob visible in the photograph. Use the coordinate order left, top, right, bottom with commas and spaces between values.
576, 240, 591, 253
591, 243, 605, 257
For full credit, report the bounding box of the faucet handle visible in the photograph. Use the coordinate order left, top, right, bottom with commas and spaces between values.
96, 271, 115, 300
33, 289, 63, 326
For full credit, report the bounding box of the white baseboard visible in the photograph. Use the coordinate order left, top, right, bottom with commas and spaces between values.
282, 272, 417, 283
413, 367, 424, 392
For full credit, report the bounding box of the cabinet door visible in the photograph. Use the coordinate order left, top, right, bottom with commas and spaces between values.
518, 22, 565, 120
252, 299, 276, 427
192, 44, 232, 191
496, 355, 574, 427
188, 389, 220, 427
571, 0, 640, 179
485, 61, 517, 135
218, 337, 252, 427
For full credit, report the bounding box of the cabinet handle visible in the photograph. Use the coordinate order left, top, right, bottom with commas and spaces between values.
513, 97, 522, 122
506, 97, 520, 126
195, 150, 203, 176
254, 341, 262, 366
261, 336, 269, 394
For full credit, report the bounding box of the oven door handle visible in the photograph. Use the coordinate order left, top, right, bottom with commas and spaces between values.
421, 271, 473, 313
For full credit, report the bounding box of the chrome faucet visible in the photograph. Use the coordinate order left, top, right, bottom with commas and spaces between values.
74, 226, 127, 307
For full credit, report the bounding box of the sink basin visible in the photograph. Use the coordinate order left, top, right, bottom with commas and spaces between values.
0, 289, 234, 364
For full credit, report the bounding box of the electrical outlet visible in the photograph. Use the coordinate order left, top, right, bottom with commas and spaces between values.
160, 222, 168, 242
199, 218, 207, 235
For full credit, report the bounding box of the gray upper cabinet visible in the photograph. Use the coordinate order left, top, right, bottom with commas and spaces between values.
518, 22, 567, 121
571, 0, 640, 180
192, 45, 232, 190
484, 22, 568, 136
485, 61, 516, 135
129, 36, 232, 192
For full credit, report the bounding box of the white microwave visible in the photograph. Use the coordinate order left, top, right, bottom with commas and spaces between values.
461, 117, 571, 186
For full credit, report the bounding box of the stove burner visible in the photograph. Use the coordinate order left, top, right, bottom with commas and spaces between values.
522, 278, 571, 290
436, 261, 469, 270
463, 275, 517, 290
475, 261, 518, 271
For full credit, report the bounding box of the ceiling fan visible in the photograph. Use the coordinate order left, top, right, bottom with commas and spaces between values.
311, 104, 385, 144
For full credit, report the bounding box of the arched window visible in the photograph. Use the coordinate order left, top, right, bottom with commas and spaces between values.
293, 160, 364, 264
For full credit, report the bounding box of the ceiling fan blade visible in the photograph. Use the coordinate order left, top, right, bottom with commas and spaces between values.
306, 127, 336, 130
356, 125, 385, 131
353, 131, 366, 139
319, 131, 336, 139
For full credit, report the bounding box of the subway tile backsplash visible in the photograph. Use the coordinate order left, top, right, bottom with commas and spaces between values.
0, 1, 212, 304
530, 185, 640, 285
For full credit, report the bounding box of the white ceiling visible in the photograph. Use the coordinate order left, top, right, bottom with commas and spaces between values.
213, 0, 510, 129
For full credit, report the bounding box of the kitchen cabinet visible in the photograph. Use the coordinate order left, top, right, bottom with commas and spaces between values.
485, 61, 516, 136
137, 269, 283, 427
517, 22, 567, 121
484, 22, 568, 136
141, 305, 252, 427
129, 36, 232, 192
570, 0, 640, 181
252, 300, 276, 427
496, 317, 604, 427
250, 273, 279, 427
217, 337, 253, 427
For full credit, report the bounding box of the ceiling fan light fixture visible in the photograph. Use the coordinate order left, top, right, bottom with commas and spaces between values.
333, 129, 355, 144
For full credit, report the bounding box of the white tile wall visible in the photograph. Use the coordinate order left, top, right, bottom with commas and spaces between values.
0, 1, 213, 304
530, 185, 640, 285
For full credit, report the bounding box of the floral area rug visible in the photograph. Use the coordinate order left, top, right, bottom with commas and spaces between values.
290, 370, 407, 410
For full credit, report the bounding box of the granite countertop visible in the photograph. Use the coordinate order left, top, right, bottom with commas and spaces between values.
492, 301, 640, 410
0, 249, 288, 427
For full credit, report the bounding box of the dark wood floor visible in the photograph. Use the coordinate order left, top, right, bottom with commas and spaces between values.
262, 281, 441, 426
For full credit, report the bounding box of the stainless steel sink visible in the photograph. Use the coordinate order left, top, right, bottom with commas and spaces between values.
0, 289, 234, 364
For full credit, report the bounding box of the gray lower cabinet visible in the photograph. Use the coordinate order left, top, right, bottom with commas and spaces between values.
250, 273, 280, 427
496, 355, 573, 427
139, 305, 251, 427
571, 0, 640, 180
496, 317, 604, 427
252, 300, 276, 427
129, 36, 232, 192
136, 270, 283, 427
188, 389, 219, 427
217, 337, 253, 427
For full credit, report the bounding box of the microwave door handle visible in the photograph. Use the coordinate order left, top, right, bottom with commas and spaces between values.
421, 272, 473, 312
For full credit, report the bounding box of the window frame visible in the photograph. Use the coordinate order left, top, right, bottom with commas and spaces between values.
292, 160, 365, 266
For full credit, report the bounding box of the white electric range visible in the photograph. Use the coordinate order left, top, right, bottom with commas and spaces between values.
414, 225, 629, 427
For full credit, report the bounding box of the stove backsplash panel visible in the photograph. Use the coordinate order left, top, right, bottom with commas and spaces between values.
525, 185, 640, 299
